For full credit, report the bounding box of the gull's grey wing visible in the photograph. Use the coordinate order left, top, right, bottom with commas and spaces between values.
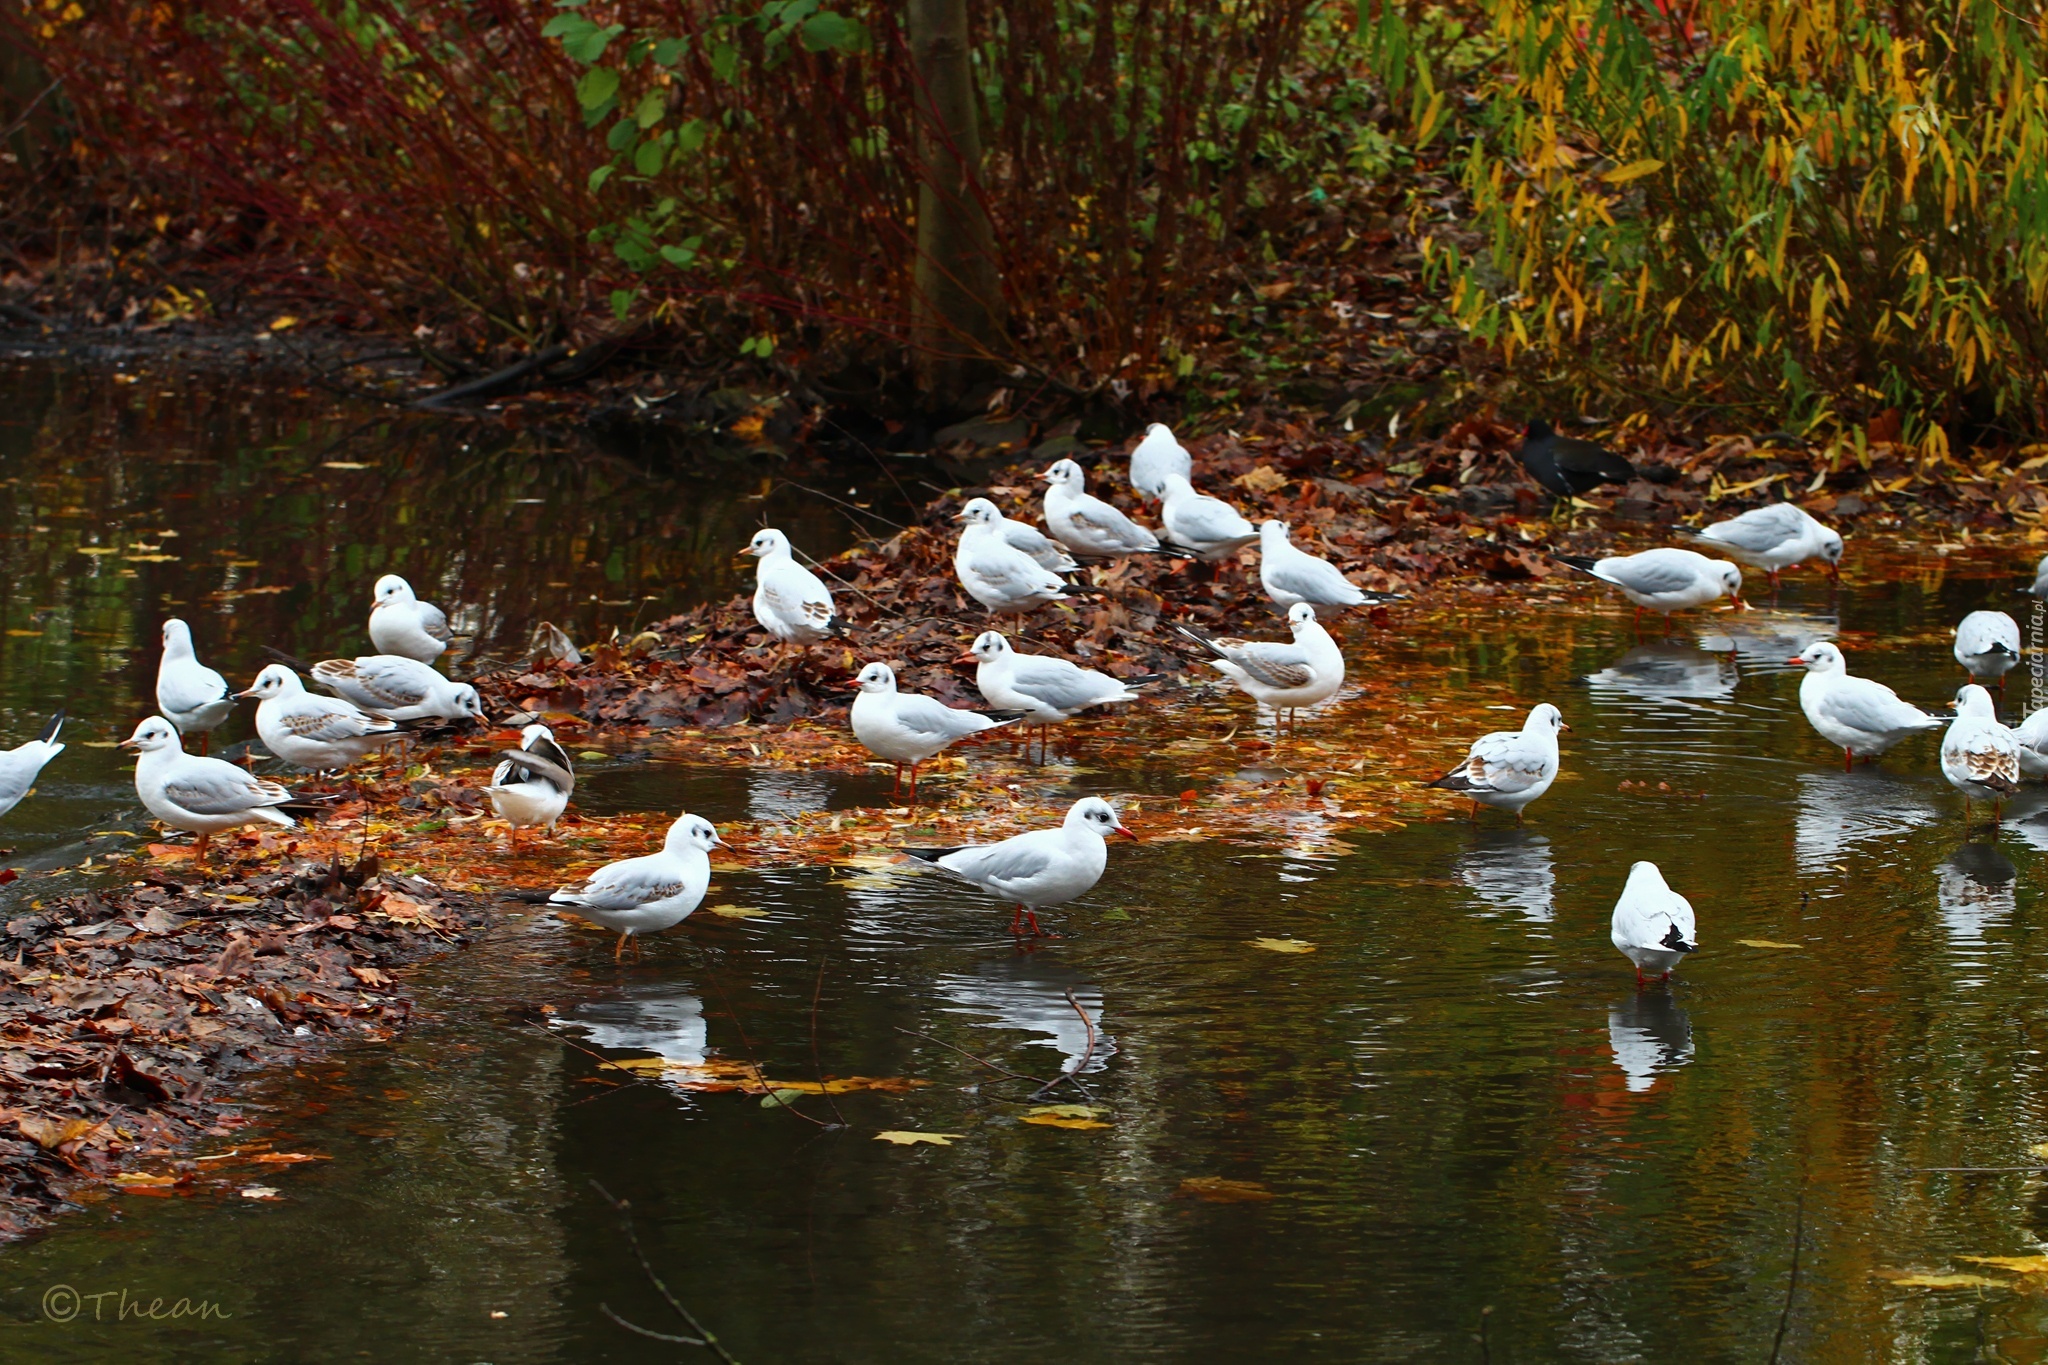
282, 701, 396, 741
164, 762, 289, 816
940, 832, 1058, 888
1464, 731, 1550, 792
493, 748, 576, 794
416, 601, 454, 644
1266, 554, 1360, 603
564, 854, 688, 910
1171, 495, 1255, 544
1223, 642, 1317, 689
1006, 657, 1119, 711
894, 693, 1000, 741
1002, 521, 1076, 570
159, 664, 232, 716
1817, 679, 1935, 735
962, 544, 1061, 596
1706, 504, 1805, 552
1069, 498, 1158, 549
320, 658, 432, 709
1604, 557, 1704, 596
761, 566, 835, 625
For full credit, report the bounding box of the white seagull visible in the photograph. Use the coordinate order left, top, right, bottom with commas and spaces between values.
1787, 642, 1944, 770
2014, 708, 2048, 781
962, 631, 1157, 761
1942, 683, 2021, 822
0, 712, 64, 823
904, 796, 1135, 937
1954, 611, 2021, 688
848, 661, 1022, 802
954, 502, 1083, 616
1040, 459, 1162, 559
541, 813, 720, 960
1256, 519, 1399, 617
238, 664, 404, 770
1158, 472, 1259, 561
120, 715, 294, 862
1680, 503, 1844, 588
1128, 422, 1193, 501
742, 528, 842, 645
2027, 554, 2048, 599
486, 723, 575, 843
311, 655, 485, 725
957, 497, 1077, 573
368, 574, 454, 664
1611, 861, 1698, 986
1554, 547, 1746, 629
1424, 703, 1567, 821
1174, 602, 1344, 728
155, 619, 235, 750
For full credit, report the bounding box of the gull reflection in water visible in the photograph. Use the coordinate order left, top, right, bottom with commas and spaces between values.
1696, 608, 1835, 674
1607, 992, 1694, 1093
1583, 644, 1739, 706
747, 770, 835, 823
1456, 830, 1555, 924
555, 984, 709, 1064
1937, 843, 2017, 962
934, 957, 1115, 1075
1793, 769, 1942, 874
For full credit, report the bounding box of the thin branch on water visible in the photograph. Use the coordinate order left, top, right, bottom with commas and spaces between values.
590, 1180, 741, 1363
703, 957, 833, 1128
893, 1025, 1051, 1088
773, 479, 908, 533
1029, 989, 1099, 1102
807, 954, 849, 1127
1767, 1185, 1805, 1365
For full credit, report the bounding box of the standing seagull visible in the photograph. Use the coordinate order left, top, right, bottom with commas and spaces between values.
238, 665, 404, 770
963, 631, 1157, 761
1787, 642, 1945, 770
742, 528, 842, 646
120, 716, 294, 863
538, 813, 720, 961
1256, 519, 1400, 618
1954, 611, 2021, 690
1128, 423, 1193, 501
1517, 421, 1635, 499
1174, 602, 1345, 729
1553, 547, 1746, 630
155, 619, 235, 752
1423, 703, 1567, 822
310, 655, 485, 725
957, 497, 1077, 573
486, 723, 575, 844
1041, 459, 1162, 559
954, 502, 1085, 616
848, 661, 1023, 802
1942, 683, 2021, 824
368, 575, 454, 664
0, 712, 64, 823
1158, 472, 1259, 561
1611, 861, 1698, 987
1680, 503, 1844, 589
2024, 554, 2048, 599
904, 796, 1136, 938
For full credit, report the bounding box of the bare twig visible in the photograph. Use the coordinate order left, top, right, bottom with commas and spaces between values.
704, 960, 831, 1128
808, 954, 848, 1127
893, 1025, 1050, 1088
590, 1180, 740, 1362
1030, 989, 1099, 1101
412, 342, 572, 409
1767, 1186, 1804, 1365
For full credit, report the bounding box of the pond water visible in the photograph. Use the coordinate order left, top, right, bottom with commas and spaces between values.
6, 360, 2048, 1361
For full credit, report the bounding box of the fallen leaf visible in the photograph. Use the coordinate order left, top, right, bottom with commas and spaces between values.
1022, 1114, 1112, 1130
707, 904, 768, 919
146, 843, 195, 862
1232, 465, 1291, 494
1177, 1176, 1275, 1203
761, 1088, 808, 1109
1027, 1104, 1107, 1118
17, 1116, 99, 1150
320, 461, 370, 470
873, 1131, 963, 1146
269, 314, 299, 331
1737, 939, 1801, 950
1250, 938, 1317, 954
1873, 1270, 2005, 1288
1960, 1256, 2048, 1274
248, 1152, 330, 1164
113, 1171, 181, 1187
239, 1185, 282, 1200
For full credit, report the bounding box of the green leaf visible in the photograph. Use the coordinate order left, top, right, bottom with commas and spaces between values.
658, 241, 698, 267
799, 11, 866, 53
633, 89, 666, 129
563, 22, 624, 63
673, 118, 708, 155
606, 118, 638, 152
709, 38, 740, 83
587, 164, 615, 192
761, 1088, 808, 1109
634, 138, 666, 176
541, 14, 593, 40
653, 36, 689, 65
609, 289, 637, 322
576, 66, 622, 110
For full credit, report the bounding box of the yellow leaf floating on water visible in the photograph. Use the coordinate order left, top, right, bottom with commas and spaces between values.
1737, 939, 1801, 950
1022, 1104, 1111, 1130
1178, 1176, 1275, 1203
874, 1131, 962, 1146
1960, 1256, 2048, 1274
1023, 1115, 1111, 1130
76, 547, 118, 555
320, 461, 371, 470
1250, 938, 1316, 954
1872, 1269, 2006, 1288
707, 904, 768, 918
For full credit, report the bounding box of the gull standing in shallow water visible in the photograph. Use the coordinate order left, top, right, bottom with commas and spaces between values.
1942, 683, 2021, 824
1954, 611, 2021, 690
849, 661, 1024, 802
1158, 472, 1259, 562
904, 796, 1136, 938
1128, 422, 1192, 501
155, 619, 235, 751
742, 528, 842, 645
956, 497, 1077, 574
1256, 519, 1401, 618
0, 712, 64, 822
310, 655, 485, 725
1424, 703, 1567, 822
1611, 861, 1698, 987
1553, 547, 1746, 630
1787, 642, 1945, 770
121, 716, 294, 862
954, 502, 1085, 616
1041, 459, 1162, 559
1174, 602, 1344, 730
239, 664, 404, 770
537, 813, 720, 960
1680, 502, 1844, 589
962, 631, 1158, 761
368, 575, 454, 664
486, 723, 574, 844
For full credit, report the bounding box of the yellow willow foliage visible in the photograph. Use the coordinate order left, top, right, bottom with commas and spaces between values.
1399, 0, 2048, 442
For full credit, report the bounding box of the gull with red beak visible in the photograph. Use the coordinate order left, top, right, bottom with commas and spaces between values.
1552, 547, 1746, 632
903, 797, 1136, 938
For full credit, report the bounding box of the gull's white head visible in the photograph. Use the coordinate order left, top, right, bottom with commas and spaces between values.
1714, 560, 1745, 602
161, 618, 195, 656
1064, 796, 1136, 841
1286, 602, 1319, 633
956, 499, 1001, 526
1525, 702, 1568, 735
1142, 422, 1174, 441
373, 574, 417, 608
119, 715, 184, 754
236, 663, 302, 700
743, 528, 792, 560
1624, 860, 1670, 891
1816, 528, 1845, 565
1040, 459, 1085, 490
1259, 519, 1291, 543
854, 662, 898, 694
451, 683, 486, 722
1953, 683, 1998, 719
967, 630, 1012, 663
1157, 471, 1195, 498
1788, 641, 1846, 673
665, 812, 724, 854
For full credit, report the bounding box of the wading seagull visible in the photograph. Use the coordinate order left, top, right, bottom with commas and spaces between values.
1174, 601, 1345, 729
155, 619, 234, 751
238, 664, 404, 770
0, 712, 64, 822
120, 715, 293, 862
486, 723, 575, 843
368, 574, 454, 664
1128, 422, 1193, 501
848, 661, 1024, 802
1954, 611, 2021, 690
311, 655, 485, 725
2024, 554, 2048, 599
1553, 547, 1746, 629
742, 528, 842, 645
535, 813, 720, 961
903, 796, 1136, 938
1680, 503, 1844, 588
1158, 472, 1259, 561
962, 630, 1159, 761
1423, 703, 1567, 822
957, 497, 1077, 574
1611, 861, 1698, 987
1256, 519, 1401, 618
955, 502, 1085, 616
1788, 642, 1945, 770
2013, 708, 2048, 781
1942, 683, 2021, 823
1041, 459, 1162, 559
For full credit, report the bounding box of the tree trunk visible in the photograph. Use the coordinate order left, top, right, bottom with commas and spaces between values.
907, 0, 1002, 407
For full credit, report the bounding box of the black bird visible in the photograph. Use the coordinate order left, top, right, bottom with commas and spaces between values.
1515, 420, 1637, 498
